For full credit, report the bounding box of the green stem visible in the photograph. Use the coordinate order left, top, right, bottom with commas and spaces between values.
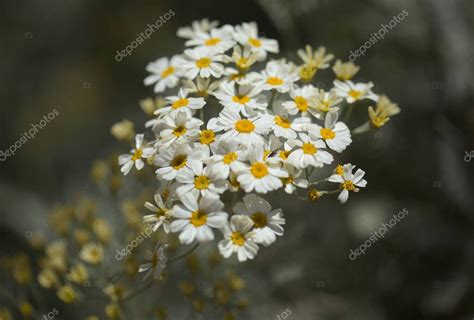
168, 243, 199, 264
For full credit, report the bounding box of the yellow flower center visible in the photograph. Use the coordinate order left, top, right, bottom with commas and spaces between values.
196, 57, 211, 69
299, 65, 316, 81
223, 152, 238, 164
294, 96, 308, 112
281, 176, 294, 185
248, 37, 262, 47
266, 77, 284, 86
172, 98, 189, 109
161, 66, 175, 78
348, 89, 362, 100
235, 119, 255, 133
232, 95, 250, 105
173, 126, 187, 137
231, 232, 246, 246
194, 175, 210, 190
251, 212, 267, 228
274, 116, 291, 128
250, 162, 268, 178
190, 210, 207, 227
302, 142, 317, 155
335, 164, 344, 176
131, 149, 143, 161
342, 181, 355, 191
320, 128, 335, 140
279, 150, 290, 160
236, 57, 250, 69
308, 188, 320, 201
155, 209, 168, 218
200, 130, 215, 145
171, 155, 187, 170
205, 37, 221, 46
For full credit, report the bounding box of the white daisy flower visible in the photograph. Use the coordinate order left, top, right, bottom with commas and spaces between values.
287, 133, 333, 169
223, 67, 261, 85
229, 45, 259, 71
143, 193, 172, 233
177, 19, 219, 39
154, 144, 208, 181
118, 134, 156, 175
213, 81, 267, 116
179, 47, 226, 79
157, 111, 203, 147
232, 194, 285, 246
297, 45, 334, 70
176, 162, 228, 201
218, 215, 258, 262
155, 88, 206, 117
271, 101, 310, 140
208, 109, 272, 146
308, 112, 352, 153
333, 80, 378, 104
209, 139, 248, 178
233, 22, 279, 60
170, 195, 228, 244
309, 89, 342, 114
281, 164, 308, 194
138, 243, 168, 280
182, 76, 221, 98
257, 60, 299, 93
143, 56, 181, 93
282, 84, 319, 118
185, 25, 235, 53
328, 163, 367, 204
237, 143, 288, 193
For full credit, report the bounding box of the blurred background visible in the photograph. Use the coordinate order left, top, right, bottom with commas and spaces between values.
1, 0, 473, 319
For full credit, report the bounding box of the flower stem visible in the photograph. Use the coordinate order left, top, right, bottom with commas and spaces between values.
169, 243, 200, 264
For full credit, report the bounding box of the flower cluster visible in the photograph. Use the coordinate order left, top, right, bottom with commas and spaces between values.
117, 20, 400, 262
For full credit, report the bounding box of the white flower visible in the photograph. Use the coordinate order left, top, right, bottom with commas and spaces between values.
281, 164, 308, 194
333, 80, 378, 103
138, 243, 168, 280
157, 111, 203, 147
156, 88, 206, 117
208, 109, 272, 146
271, 101, 310, 140
213, 81, 267, 116
297, 45, 334, 70
182, 76, 221, 98
228, 45, 259, 71
287, 133, 333, 169
256, 60, 299, 93
232, 194, 285, 246
308, 112, 352, 153
176, 162, 228, 201
144, 56, 181, 93
309, 89, 342, 114
177, 19, 220, 39
237, 144, 288, 193
154, 144, 208, 181
118, 134, 155, 175
143, 193, 172, 233
282, 85, 319, 118
185, 25, 235, 52
209, 139, 247, 178
328, 163, 367, 204
170, 195, 228, 244
179, 47, 226, 79
233, 22, 279, 60
218, 215, 258, 261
